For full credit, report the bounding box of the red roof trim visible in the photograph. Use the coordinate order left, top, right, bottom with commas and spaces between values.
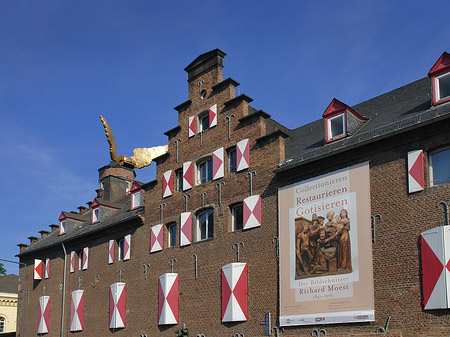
130, 181, 141, 193
91, 199, 100, 208
322, 98, 364, 120
428, 52, 450, 77
58, 212, 66, 221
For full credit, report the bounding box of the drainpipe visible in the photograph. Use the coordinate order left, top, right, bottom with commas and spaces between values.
61, 243, 68, 337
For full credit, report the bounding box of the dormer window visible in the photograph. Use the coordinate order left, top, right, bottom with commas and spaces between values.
59, 220, 66, 235
428, 52, 450, 105
92, 207, 99, 223
322, 98, 367, 143
130, 182, 142, 209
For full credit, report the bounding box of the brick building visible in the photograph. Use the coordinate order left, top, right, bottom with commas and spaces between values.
16, 50, 450, 336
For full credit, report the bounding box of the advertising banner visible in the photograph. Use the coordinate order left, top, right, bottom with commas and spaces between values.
278, 162, 374, 326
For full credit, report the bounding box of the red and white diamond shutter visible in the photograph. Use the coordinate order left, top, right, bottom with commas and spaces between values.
150, 224, 164, 253
82, 247, 89, 270
163, 170, 174, 198
123, 234, 131, 261
243, 195, 262, 230
109, 282, 126, 329
236, 139, 250, 172
70, 251, 76, 273
180, 212, 192, 246
45, 258, 50, 279
70, 290, 85, 332
34, 259, 43, 280
188, 116, 196, 138
38, 295, 50, 334
421, 226, 450, 310
408, 150, 424, 193
212, 147, 224, 180
158, 273, 179, 325
183, 161, 193, 191
109, 240, 115, 264
222, 262, 248, 322
209, 104, 217, 128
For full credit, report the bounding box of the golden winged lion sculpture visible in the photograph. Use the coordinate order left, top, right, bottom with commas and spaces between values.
100, 115, 168, 169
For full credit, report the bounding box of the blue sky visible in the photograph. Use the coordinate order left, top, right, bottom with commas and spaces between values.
1, 0, 449, 274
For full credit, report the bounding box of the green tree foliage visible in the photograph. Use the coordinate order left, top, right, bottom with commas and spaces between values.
0, 263, 6, 276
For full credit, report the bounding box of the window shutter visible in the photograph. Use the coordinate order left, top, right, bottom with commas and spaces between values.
209, 104, 217, 128
70, 251, 76, 273
236, 139, 250, 171
222, 262, 248, 322
183, 161, 193, 190
163, 170, 174, 198
123, 234, 131, 261
34, 259, 43, 280
180, 212, 192, 246
212, 147, 224, 180
45, 258, 50, 279
243, 195, 262, 230
150, 224, 164, 253
82, 247, 89, 270
158, 273, 179, 325
421, 226, 450, 310
408, 150, 424, 193
108, 240, 115, 264
188, 116, 196, 137
70, 290, 85, 332
38, 296, 51, 334
109, 282, 126, 329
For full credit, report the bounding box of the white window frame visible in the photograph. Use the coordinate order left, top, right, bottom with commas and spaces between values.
131, 191, 141, 209
197, 158, 213, 185
429, 147, 450, 186
228, 147, 237, 173
196, 210, 214, 241
0, 316, 5, 332
59, 220, 66, 235
77, 251, 83, 271
117, 238, 125, 261
435, 72, 450, 102
327, 113, 346, 141
92, 207, 99, 223
175, 169, 183, 191
199, 112, 210, 132
167, 223, 177, 247
231, 203, 243, 231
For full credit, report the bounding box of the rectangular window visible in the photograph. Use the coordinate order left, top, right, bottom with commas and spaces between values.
232, 204, 243, 231
168, 223, 177, 247
430, 148, 450, 186
197, 210, 214, 241
77, 251, 83, 270
436, 72, 450, 102
175, 169, 183, 191
92, 208, 99, 223
228, 148, 237, 173
200, 114, 210, 131
118, 239, 125, 261
59, 220, 66, 235
328, 114, 345, 140
198, 159, 213, 184
132, 191, 141, 209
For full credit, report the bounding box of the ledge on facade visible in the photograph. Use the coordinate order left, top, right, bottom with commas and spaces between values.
164, 125, 181, 137
141, 179, 157, 191
153, 151, 170, 164
238, 109, 271, 124
256, 129, 290, 144
174, 100, 191, 112
211, 77, 240, 92
223, 94, 253, 110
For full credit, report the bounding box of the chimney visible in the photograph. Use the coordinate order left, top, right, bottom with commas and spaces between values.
49, 224, 59, 233
38, 230, 50, 239
28, 236, 39, 245
17, 243, 29, 253
98, 162, 135, 203
86, 201, 93, 208
96, 188, 104, 199
77, 206, 88, 215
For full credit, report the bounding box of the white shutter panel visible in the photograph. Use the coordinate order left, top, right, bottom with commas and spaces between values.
109, 240, 115, 264
212, 147, 224, 180
82, 247, 89, 270
123, 234, 131, 261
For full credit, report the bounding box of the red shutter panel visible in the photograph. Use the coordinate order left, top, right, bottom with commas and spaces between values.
38, 295, 50, 334
158, 273, 179, 325
209, 104, 217, 128
236, 139, 250, 171
150, 224, 164, 253
82, 247, 89, 270
109, 282, 126, 329
183, 161, 193, 190
180, 212, 192, 246
70, 290, 85, 331
123, 234, 131, 261
188, 116, 196, 137
222, 262, 248, 322
243, 195, 262, 230
109, 240, 115, 264
70, 251, 76, 273
408, 150, 424, 193
163, 170, 174, 198
34, 259, 43, 280
212, 147, 224, 180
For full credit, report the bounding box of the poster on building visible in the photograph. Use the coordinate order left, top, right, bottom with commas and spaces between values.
278, 162, 374, 326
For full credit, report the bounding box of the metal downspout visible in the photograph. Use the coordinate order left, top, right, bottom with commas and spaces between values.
61, 243, 67, 337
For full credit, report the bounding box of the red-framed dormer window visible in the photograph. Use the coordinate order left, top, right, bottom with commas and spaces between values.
322, 98, 366, 143
428, 52, 450, 105
58, 212, 66, 235
91, 199, 100, 223
130, 182, 142, 210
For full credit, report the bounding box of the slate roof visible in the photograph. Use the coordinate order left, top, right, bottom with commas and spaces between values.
18, 193, 144, 256
0, 274, 19, 294
277, 77, 450, 172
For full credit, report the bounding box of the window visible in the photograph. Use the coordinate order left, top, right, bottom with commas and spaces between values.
59, 220, 66, 235
197, 159, 213, 185
0, 317, 4, 332
131, 191, 141, 209
199, 113, 210, 131
167, 223, 177, 247
118, 239, 125, 261
92, 207, 99, 223
327, 114, 346, 140
197, 210, 214, 241
228, 148, 237, 173
175, 169, 183, 191
430, 148, 450, 186
436, 72, 450, 102
231, 203, 243, 231
77, 251, 83, 270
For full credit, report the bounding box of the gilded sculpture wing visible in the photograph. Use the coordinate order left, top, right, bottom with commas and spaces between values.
100, 115, 118, 162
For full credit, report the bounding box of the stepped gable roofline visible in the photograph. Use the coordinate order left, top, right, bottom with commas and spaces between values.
184, 49, 226, 81
174, 100, 191, 112
164, 125, 181, 137
223, 94, 253, 109
428, 51, 450, 76
212, 77, 240, 92
238, 109, 271, 123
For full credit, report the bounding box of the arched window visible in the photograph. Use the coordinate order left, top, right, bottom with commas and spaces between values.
0, 316, 5, 332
